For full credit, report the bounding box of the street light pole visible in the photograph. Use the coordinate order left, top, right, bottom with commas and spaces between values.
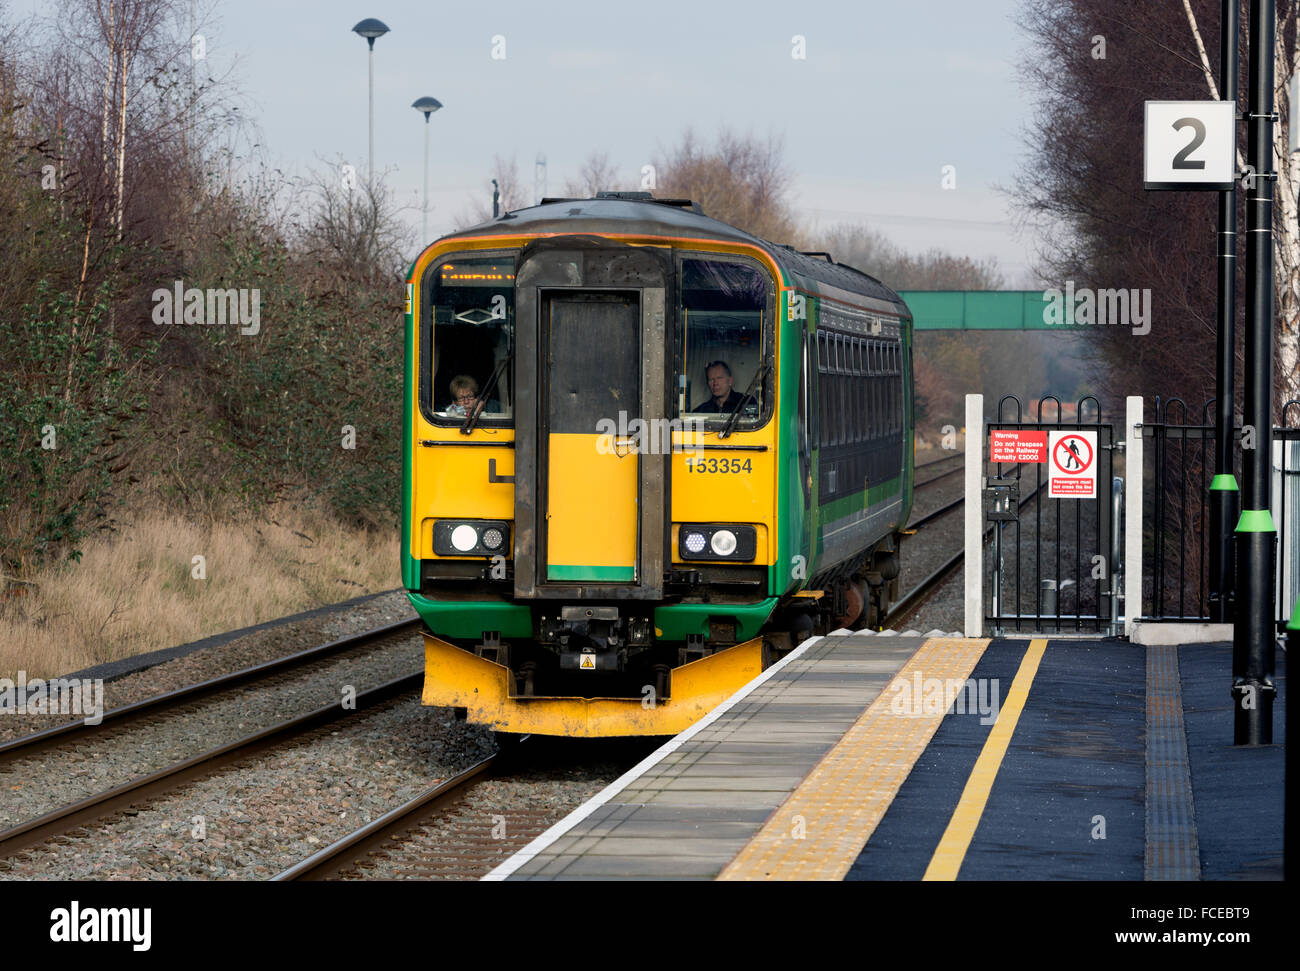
412, 97, 443, 243
352, 19, 390, 189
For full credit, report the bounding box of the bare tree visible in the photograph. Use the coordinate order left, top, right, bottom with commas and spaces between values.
1177, 0, 1299, 397
295, 160, 414, 290
1016, 0, 1299, 408
812, 223, 1004, 290
652, 128, 800, 242
563, 151, 624, 197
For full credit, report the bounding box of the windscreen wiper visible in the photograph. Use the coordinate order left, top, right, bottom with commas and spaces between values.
461, 353, 511, 434
718, 361, 768, 440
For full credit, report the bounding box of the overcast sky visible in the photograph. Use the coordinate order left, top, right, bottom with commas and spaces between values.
19, 0, 1046, 284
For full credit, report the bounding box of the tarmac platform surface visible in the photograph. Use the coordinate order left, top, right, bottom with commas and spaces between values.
485, 632, 1285, 881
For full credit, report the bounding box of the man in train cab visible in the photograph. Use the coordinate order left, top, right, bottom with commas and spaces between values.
444, 374, 499, 417
693, 360, 746, 413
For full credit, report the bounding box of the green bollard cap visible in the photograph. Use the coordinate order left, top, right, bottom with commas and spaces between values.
1234, 509, 1276, 533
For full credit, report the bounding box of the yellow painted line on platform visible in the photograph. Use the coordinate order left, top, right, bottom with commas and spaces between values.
922, 637, 1048, 881
717, 636, 991, 881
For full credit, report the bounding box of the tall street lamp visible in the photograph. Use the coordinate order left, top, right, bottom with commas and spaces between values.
412, 96, 443, 242
352, 18, 390, 189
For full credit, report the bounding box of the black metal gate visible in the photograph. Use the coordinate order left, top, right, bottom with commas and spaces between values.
983, 395, 1117, 634
1143, 397, 1300, 629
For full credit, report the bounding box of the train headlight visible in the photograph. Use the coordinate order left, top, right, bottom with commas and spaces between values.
434, 520, 512, 557
710, 530, 738, 556
677, 524, 757, 561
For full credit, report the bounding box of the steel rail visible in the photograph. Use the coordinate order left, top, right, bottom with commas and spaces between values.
885, 479, 1046, 629
0, 619, 422, 765
273, 751, 503, 881
0, 672, 422, 861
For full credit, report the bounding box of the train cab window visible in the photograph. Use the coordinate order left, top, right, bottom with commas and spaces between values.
676, 258, 770, 422
428, 258, 515, 424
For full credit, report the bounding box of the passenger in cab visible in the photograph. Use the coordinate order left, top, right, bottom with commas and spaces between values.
444, 374, 499, 417
693, 360, 746, 413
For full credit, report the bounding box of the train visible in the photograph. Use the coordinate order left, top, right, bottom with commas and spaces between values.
402, 192, 914, 736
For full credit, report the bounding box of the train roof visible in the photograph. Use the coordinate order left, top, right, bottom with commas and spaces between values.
438, 193, 910, 317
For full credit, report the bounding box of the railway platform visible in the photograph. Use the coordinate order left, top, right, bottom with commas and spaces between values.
485, 630, 1286, 880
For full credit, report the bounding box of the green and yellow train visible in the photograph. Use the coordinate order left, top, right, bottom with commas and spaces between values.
402, 193, 913, 736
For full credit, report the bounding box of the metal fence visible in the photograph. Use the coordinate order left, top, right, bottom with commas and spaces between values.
1142, 397, 1300, 628
984, 395, 1116, 634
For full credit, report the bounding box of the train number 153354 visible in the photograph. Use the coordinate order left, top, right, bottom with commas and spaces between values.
685, 457, 752, 474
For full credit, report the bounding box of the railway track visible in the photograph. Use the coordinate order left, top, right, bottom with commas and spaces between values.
0, 618, 422, 765
0, 618, 429, 865
273, 751, 503, 880
914, 452, 964, 489
0, 673, 423, 862
886, 470, 1046, 629
273, 737, 647, 881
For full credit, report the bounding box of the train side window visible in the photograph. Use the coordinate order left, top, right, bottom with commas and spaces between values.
854, 339, 864, 442
843, 335, 851, 445
817, 332, 828, 447
823, 332, 833, 447
826, 330, 837, 444
428, 257, 515, 424
842, 337, 851, 444
831, 334, 840, 447
852, 340, 863, 444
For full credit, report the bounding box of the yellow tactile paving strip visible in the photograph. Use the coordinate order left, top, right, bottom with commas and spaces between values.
923, 638, 1047, 880
717, 636, 992, 881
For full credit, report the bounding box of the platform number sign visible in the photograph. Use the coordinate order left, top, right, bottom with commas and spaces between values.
1144, 101, 1236, 190
1047, 430, 1097, 499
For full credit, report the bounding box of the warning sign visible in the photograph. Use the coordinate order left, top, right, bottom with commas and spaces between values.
1048, 431, 1097, 498
990, 429, 1048, 464
579, 653, 596, 670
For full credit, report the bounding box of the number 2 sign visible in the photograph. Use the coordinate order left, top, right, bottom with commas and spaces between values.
1144, 100, 1236, 190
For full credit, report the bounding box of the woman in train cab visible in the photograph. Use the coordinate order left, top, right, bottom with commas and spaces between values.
443, 374, 499, 417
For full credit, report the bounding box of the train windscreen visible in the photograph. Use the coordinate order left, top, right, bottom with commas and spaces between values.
676, 258, 769, 423
429, 258, 515, 423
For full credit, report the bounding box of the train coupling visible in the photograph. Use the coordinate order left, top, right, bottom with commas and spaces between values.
540, 606, 652, 672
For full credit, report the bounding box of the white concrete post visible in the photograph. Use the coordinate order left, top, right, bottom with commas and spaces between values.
964, 394, 984, 638
1124, 395, 1144, 638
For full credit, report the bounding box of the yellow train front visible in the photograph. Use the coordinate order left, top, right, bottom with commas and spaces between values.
403, 193, 914, 737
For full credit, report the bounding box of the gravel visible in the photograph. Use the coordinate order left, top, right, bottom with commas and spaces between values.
0, 628, 428, 831
0, 696, 497, 880
338, 743, 651, 880
893, 469, 965, 633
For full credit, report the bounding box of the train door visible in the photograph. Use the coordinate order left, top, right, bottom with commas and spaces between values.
512, 239, 670, 600
541, 290, 641, 583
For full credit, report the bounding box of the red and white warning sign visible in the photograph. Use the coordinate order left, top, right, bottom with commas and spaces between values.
1048, 430, 1097, 498
990, 429, 1048, 464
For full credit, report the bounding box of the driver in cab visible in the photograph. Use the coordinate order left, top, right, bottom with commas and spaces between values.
692, 360, 746, 413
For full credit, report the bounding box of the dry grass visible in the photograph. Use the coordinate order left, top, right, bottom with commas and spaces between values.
0, 504, 399, 679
